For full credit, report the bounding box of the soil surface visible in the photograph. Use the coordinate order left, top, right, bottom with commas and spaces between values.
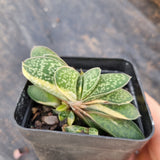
29, 105, 62, 131
29, 104, 87, 132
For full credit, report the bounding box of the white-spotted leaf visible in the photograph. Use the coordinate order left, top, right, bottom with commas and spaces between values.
31, 46, 57, 57
85, 89, 133, 105
85, 73, 131, 101
63, 125, 98, 135
44, 54, 68, 66
86, 103, 141, 120
81, 67, 101, 100
22, 57, 68, 100
55, 66, 80, 101
88, 112, 144, 139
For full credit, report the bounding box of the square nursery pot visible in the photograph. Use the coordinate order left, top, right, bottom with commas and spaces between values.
14, 57, 154, 160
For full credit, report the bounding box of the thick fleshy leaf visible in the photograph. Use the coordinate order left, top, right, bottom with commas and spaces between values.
89, 128, 99, 135
44, 54, 68, 66
81, 67, 101, 100
86, 103, 140, 120
88, 112, 144, 139
22, 57, 68, 101
55, 66, 80, 101
58, 110, 70, 121
56, 104, 69, 112
27, 85, 60, 107
85, 73, 131, 101
30, 46, 57, 57
76, 75, 83, 100
67, 111, 75, 126
62, 125, 98, 135
85, 89, 133, 105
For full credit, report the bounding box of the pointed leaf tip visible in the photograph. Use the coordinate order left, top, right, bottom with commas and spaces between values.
85, 73, 131, 101
88, 112, 144, 139
30, 46, 57, 57
22, 57, 68, 100
81, 67, 101, 100
85, 89, 133, 105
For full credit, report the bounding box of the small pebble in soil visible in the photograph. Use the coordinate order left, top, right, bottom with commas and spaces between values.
30, 105, 60, 131
35, 120, 42, 128
42, 116, 58, 125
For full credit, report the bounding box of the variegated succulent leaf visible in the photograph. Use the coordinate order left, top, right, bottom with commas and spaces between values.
30, 46, 57, 57
89, 128, 99, 135
27, 85, 60, 107
56, 104, 69, 112
22, 47, 144, 139
88, 112, 144, 139
58, 110, 70, 121
81, 67, 101, 100
85, 103, 141, 120
62, 125, 98, 135
67, 111, 75, 126
44, 54, 68, 66
22, 57, 68, 101
84, 73, 131, 101
55, 66, 80, 101
76, 75, 83, 100
84, 89, 133, 105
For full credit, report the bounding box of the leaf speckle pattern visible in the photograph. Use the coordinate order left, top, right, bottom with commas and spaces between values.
31, 46, 57, 57
22, 46, 144, 139
98, 89, 133, 105
89, 113, 144, 139
55, 67, 80, 101
85, 73, 131, 100
81, 67, 101, 99
23, 57, 64, 83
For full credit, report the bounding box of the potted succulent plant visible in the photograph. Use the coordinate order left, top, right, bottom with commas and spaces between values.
14, 46, 154, 160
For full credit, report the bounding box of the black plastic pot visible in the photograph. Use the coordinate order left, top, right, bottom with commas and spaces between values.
14, 57, 154, 160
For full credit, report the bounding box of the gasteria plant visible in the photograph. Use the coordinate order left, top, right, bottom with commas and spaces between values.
22, 46, 144, 139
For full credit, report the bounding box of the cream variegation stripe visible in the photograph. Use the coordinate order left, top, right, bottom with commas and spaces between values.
86, 104, 129, 120
22, 65, 68, 101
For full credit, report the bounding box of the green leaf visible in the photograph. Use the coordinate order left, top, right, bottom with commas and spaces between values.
44, 54, 68, 66
58, 110, 69, 121
30, 46, 57, 57
81, 67, 101, 100
63, 125, 89, 134
27, 85, 60, 107
76, 75, 83, 100
89, 128, 99, 135
88, 112, 144, 139
67, 111, 75, 126
56, 104, 69, 112
63, 125, 98, 135
85, 73, 131, 101
85, 89, 133, 105
22, 57, 68, 101
55, 66, 80, 101
86, 103, 140, 120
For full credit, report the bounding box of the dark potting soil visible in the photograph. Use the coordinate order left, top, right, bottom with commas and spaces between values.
29, 104, 88, 133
